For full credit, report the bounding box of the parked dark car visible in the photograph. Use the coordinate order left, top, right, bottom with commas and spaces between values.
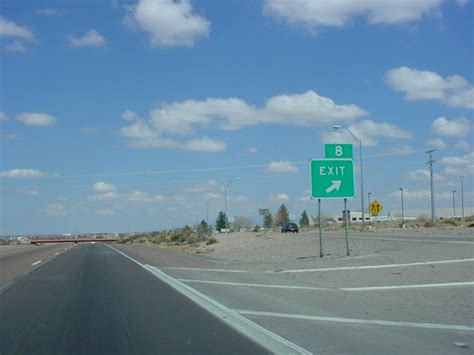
281, 222, 299, 233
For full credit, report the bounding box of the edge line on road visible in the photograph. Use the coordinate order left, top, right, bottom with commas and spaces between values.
235, 310, 474, 332
179, 279, 474, 292
162, 266, 254, 273
31, 260, 42, 266
272, 258, 474, 273
179, 279, 330, 291
341, 281, 474, 291
106, 244, 312, 355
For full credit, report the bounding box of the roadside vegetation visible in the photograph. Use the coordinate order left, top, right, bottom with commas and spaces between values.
119, 220, 216, 252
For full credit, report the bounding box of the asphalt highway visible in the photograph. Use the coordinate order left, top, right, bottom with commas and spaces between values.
0, 243, 268, 354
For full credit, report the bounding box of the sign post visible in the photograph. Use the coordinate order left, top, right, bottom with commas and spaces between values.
311, 153, 355, 257
318, 199, 323, 257
344, 198, 350, 255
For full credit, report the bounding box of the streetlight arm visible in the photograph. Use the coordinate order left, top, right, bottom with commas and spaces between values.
344, 127, 361, 145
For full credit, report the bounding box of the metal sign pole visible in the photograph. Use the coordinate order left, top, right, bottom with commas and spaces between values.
344, 198, 350, 256
318, 198, 323, 257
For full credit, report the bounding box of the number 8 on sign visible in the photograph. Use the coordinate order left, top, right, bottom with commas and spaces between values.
324, 144, 353, 159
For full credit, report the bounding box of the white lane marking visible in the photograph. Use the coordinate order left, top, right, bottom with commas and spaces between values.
106, 244, 311, 355
180, 279, 329, 291
341, 281, 474, 291
273, 258, 474, 274
163, 266, 252, 273
235, 310, 474, 332
180, 279, 474, 292
54, 252, 59, 255
321, 234, 474, 245
31, 260, 42, 266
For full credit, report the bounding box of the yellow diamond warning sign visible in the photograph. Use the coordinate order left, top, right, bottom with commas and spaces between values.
369, 200, 383, 216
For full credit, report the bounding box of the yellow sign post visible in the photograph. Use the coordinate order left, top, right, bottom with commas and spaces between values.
369, 200, 383, 216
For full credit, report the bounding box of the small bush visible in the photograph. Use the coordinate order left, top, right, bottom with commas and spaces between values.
206, 237, 217, 245
424, 221, 435, 228
441, 219, 457, 226
468, 223, 474, 228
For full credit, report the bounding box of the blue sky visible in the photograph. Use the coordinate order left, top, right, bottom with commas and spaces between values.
1, 0, 473, 235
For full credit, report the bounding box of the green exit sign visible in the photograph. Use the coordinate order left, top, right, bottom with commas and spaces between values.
310, 159, 355, 199
325, 144, 353, 159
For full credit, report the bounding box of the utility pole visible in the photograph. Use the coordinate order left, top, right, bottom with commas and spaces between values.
460, 175, 465, 219
426, 149, 437, 223
399, 188, 404, 225
206, 199, 211, 226
452, 190, 456, 218
368, 192, 372, 222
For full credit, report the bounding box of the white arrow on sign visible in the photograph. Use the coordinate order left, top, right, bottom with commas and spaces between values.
325, 180, 342, 194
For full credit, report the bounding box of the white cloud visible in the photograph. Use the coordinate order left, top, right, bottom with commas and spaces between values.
431, 117, 471, 137
69, 29, 106, 48
96, 208, 115, 216
121, 110, 138, 121
124, 0, 210, 47
121, 90, 367, 150
44, 204, 69, 216
36, 9, 60, 16
263, 0, 444, 31
182, 180, 218, 193
16, 112, 55, 126
201, 192, 221, 200
388, 189, 453, 201
247, 147, 258, 154
271, 193, 290, 202
453, 140, 472, 151
127, 190, 165, 203
406, 169, 444, 181
426, 138, 446, 149
88, 191, 120, 201
5, 40, 28, 53
440, 152, 474, 166
0, 17, 34, 40
0, 112, 7, 120
444, 165, 473, 176
23, 189, 40, 196
266, 161, 298, 173
0, 169, 47, 178
181, 137, 227, 153
92, 182, 117, 193
386, 67, 474, 109
299, 196, 311, 202
2, 133, 18, 140
321, 119, 412, 146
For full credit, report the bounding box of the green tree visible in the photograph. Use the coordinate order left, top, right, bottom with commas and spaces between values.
263, 213, 273, 229
216, 211, 227, 232
299, 210, 310, 228
275, 204, 290, 226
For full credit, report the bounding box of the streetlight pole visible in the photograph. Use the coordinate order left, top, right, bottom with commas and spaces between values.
334, 125, 365, 226
224, 178, 240, 233
426, 149, 437, 223
399, 188, 404, 225
452, 190, 456, 218
460, 175, 465, 219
